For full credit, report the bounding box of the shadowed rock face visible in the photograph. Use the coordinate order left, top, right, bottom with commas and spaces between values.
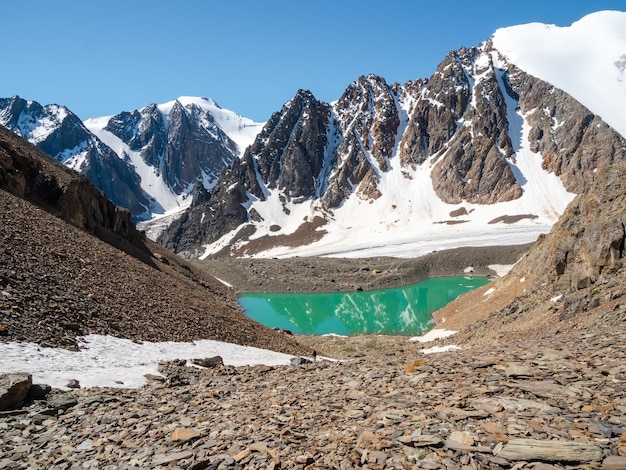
0, 124, 137, 242
249, 90, 331, 200
520, 162, 626, 293
426, 48, 521, 204
507, 64, 626, 194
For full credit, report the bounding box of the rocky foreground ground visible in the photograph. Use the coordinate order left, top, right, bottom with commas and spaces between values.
1, 323, 625, 469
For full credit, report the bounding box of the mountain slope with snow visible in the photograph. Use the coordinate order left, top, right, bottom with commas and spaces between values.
492, 10, 626, 138
84, 97, 265, 221
161, 11, 626, 259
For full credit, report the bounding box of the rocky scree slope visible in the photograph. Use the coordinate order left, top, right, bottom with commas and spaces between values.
160, 46, 626, 257
0, 125, 306, 355
435, 160, 626, 346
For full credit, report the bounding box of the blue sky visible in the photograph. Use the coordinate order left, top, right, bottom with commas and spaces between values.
2, 0, 624, 122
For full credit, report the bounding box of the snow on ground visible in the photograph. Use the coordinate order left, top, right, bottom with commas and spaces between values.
421, 345, 462, 354
0, 332, 463, 389
488, 264, 515, 277
410, 329, 457, 343
0, 335, 298, 390
492, 10, 626, 138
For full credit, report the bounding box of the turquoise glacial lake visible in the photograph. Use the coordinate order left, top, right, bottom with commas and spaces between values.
239, 276, 490, 336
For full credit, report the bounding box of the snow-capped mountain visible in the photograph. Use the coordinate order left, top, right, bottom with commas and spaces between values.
0, 96, 150, 215
84, 97, 263, 218
0, 95, 264, 222
159, 11, 626, 258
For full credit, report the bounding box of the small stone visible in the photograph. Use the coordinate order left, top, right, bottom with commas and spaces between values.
449, 431, 473, 446
504, 364, 534, 378
233, 448, 252, 462
171, 427, 200, 442
152, 451, 194, 466
405, 359, 426, 374
47, 394, 78, 411
603, 455, 626, 470
66, 379, 80, 389
76, 439, 94, 452
190, 356, 224, 368
26, 383, 51, 400
0, 373, 32, 410
249, 441, 269, 454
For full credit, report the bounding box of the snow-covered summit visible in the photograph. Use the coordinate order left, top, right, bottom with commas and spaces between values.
154, 96, 264, 154
492, 10, 626, 138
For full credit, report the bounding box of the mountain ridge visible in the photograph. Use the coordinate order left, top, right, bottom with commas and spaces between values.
1, 11, 625, 260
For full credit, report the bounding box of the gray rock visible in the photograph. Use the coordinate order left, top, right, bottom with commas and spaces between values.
47, 394, 78, 411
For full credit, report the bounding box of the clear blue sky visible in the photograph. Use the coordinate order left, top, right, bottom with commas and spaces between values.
2, 0, 624, 122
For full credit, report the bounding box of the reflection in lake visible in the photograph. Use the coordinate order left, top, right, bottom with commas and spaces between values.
239, 276, 490, 336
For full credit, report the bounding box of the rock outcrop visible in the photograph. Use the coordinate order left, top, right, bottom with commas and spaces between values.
0, 373, 32, 410
435, 160, 626, 345
0, 124, 139, 243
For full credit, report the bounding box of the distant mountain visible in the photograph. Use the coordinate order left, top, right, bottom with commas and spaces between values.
0, 96, 150, 215
84, 97, 263, 219
3, 11, 625, 259
160, 11, 626, 258
0, 96, 264, 221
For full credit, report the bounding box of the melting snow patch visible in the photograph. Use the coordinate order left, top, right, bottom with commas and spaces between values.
421, 345, 462, 354
483, 287, 496, 296
488, 264, 515, 277
0, 335, 296, 389
410, 329, 457, 343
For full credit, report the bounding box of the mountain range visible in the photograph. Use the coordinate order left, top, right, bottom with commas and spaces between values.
1, 11, 625, 259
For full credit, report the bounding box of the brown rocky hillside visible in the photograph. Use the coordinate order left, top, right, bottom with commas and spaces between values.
0, 124, 306, 355
435, 161, 626, 346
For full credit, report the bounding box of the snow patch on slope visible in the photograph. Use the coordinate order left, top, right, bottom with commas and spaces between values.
85, 116, 187, 215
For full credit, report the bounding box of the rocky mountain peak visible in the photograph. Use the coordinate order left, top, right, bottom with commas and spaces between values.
246, 89, 331, 201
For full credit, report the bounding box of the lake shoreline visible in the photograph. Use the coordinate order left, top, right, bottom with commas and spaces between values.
239, 276, 491, 336
196, 243, 533, 294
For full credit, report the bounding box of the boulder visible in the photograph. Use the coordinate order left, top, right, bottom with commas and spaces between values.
0, 372, 32, 410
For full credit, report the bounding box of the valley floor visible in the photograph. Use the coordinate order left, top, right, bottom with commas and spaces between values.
197, 243, 533, 294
